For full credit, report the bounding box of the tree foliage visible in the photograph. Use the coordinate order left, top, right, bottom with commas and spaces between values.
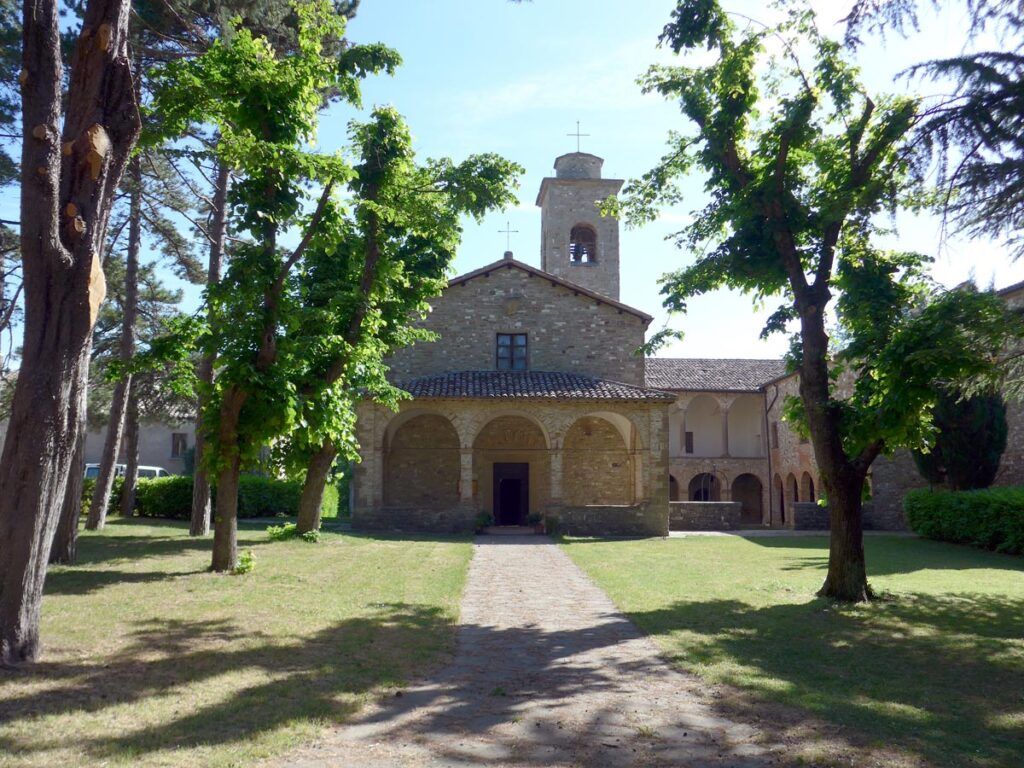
623, 0, 1021, 601
147, 1, 520, 568
846, 0, 1024, 258
912, 388, 1008, 489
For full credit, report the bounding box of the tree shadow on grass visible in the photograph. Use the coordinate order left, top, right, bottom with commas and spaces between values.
627, 592, 1024, 768
0, 604, 456, 764
42, 568, 203, 596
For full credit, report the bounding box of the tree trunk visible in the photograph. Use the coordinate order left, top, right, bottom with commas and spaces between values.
50, 390, 88, 565
0, 0, 139, 666
190, 159, 228, 537
119, 394, 139, 517
86, 155, 140, 530
86, 377, 129, 528
296, 440, 336, 534
817, 472, 871, 602
210, 388, 247, 571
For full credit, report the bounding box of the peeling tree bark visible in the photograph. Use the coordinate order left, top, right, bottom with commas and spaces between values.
87, 156, 139, 530
0, 0, 140, 666
190, 158, 228, 537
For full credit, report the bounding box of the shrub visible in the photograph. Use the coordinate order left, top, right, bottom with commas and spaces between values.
904, 487, 1024, 554
135, 476, 194, 519
80, 476, 124, 518
232, 549, 256, 575
132, 474, 339, 521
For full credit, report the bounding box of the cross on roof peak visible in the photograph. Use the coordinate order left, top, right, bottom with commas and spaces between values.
567, 120, 590, 153
498, 220, 519, 251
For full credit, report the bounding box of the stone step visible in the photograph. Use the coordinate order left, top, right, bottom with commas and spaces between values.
480, 525, 540, 535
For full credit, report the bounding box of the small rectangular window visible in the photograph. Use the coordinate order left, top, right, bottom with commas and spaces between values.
496, 333, 527, 370
684, 431, 694, 454
171, 433, 188, 458
771, 422, 779, 450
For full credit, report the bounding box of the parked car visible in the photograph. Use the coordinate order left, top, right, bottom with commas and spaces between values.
84, 464, 170, 479
84, 463, 125, 479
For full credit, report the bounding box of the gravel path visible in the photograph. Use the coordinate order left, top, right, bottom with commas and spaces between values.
276, 535, 785, 767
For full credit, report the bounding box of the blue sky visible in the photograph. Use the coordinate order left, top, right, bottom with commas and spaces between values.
331, 0, 1022, 359
4, 0, 1020, 361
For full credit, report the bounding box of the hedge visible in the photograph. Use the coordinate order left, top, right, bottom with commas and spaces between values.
133, 475, 339, 521
80, 476, 124, 518
904, 487, 1024, 554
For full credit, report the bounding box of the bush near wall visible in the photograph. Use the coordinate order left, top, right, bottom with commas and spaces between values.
133, 475, 339, 521
904, 487, 1024, 554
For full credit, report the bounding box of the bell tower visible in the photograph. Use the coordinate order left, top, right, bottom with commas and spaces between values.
536, 152, 624, 300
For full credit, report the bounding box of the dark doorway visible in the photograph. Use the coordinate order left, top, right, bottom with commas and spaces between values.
493, 463, 529, 525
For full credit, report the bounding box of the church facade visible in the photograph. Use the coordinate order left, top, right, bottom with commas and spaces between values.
350, 152, 822, 535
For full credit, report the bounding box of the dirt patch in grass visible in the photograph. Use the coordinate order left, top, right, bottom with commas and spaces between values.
0, 519, 472, 768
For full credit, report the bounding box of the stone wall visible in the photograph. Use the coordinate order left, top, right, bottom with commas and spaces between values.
352, 503, 478, 534
554, 503, 667, 537
669, 501, 741, 531
790, 502, 830, 530
385, 264, 648, 386
869, 450, 922, 530
564, 416, 631, 505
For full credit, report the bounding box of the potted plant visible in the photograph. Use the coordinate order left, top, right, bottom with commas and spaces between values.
526, 512, 544, 534
474, 511, 493, 534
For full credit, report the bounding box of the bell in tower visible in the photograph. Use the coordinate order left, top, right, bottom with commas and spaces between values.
536, 152, 624, 300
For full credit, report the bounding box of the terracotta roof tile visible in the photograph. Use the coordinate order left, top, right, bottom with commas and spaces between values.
399, 370, 675, 402
645, 358, 787, 392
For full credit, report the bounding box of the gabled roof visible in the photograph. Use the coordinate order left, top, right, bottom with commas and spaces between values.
645, 358, 787, 393
447, 257, 652, 323
398, 370, 675, 402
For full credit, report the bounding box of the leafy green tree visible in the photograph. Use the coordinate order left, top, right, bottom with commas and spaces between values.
287, 117, 521, 534
622, 0, 1021, 601
161, 4, 389, 572
132, 0, 360, 538
913, 389, 1008, 489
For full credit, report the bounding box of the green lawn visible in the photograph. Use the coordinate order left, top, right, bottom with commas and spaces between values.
0, 519, 472, 768
562, 534, 1024, 768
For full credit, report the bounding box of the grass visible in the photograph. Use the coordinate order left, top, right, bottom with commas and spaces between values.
561, 534, 1024, 768
0, 518, 472, 768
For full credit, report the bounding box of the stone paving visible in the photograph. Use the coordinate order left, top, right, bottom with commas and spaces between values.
277, 535, 786, 767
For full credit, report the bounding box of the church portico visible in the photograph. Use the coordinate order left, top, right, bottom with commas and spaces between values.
352, 375, 672, 535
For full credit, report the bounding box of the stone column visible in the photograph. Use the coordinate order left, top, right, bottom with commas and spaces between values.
549, 448, 563, 502
720, 403, 731, 458
459, 448, 474, 504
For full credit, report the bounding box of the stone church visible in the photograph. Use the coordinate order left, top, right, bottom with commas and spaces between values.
351, 151, 824, 535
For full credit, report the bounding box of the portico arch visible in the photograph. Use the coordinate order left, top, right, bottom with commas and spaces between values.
384, 413, 460, 507
563, 414, 632, 505
473, 414, 550, 522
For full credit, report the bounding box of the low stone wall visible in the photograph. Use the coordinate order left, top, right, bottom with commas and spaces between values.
669, 501, 741, 531
352, 504, 477, 534
790, 501, 904, 531
554, 503, 667, 537
790, 502, 830, 530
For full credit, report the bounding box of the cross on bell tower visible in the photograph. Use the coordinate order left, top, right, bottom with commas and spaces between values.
566, 120, 590, 153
